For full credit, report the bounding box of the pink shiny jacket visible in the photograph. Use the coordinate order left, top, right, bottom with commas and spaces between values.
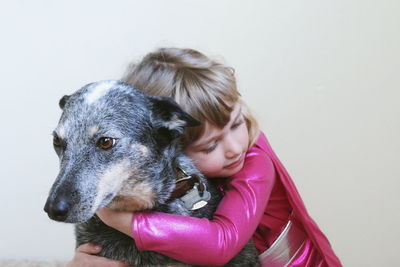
131, 132, 341, 266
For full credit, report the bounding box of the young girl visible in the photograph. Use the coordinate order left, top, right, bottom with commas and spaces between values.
68, 48, 341, 267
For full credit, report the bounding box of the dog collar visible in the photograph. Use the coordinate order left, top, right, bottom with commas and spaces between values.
169, 166, 211, 210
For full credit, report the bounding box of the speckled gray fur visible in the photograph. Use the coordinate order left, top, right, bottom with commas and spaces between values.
44, 81, 260, 267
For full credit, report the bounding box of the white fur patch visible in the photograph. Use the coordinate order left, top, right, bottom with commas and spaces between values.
131, 143, 149, 156
57, 126, 66, 139
92, 160, 133, 212
85, 81, 118, 104
88, 125, 99, 138
165, 114, 185, 130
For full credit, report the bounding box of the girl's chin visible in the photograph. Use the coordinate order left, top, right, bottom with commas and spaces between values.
223, 160, 245, 176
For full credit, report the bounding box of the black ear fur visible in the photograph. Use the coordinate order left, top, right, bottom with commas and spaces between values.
150, 96, 200, 142
59, 95, 70, 109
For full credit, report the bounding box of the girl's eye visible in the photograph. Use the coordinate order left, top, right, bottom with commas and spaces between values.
231, 119, 244, 129
96, 137, 116, 150
202, 142, 218, 154
53, 136, 62, 147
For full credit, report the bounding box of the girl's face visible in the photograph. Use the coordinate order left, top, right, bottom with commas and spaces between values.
184, 103, 249, 178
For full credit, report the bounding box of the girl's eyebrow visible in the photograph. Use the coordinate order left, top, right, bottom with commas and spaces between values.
193, 107, 242, 148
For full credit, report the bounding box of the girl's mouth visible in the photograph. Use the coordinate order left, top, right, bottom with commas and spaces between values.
224, 154, 244, 169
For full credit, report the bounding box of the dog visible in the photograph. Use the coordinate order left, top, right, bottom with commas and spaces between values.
44, 80, 260, 267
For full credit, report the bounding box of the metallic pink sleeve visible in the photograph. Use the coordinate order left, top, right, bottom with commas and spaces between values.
131, 142, 275, 266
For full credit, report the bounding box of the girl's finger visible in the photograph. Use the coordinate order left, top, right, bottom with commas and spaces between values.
75, 243, 102, 254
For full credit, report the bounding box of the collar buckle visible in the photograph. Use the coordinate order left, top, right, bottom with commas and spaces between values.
169, 166, 211, 210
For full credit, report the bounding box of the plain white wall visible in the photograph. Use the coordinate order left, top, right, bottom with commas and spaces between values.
0, 0, 399, 266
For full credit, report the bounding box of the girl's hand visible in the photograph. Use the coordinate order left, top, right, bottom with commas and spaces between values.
66, 243, 130, 267
96, 207, 133, 237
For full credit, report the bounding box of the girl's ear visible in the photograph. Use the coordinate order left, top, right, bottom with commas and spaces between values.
59, 95, 70, 109
149, 96, 201, 138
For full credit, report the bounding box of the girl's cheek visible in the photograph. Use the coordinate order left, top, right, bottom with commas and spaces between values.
197, 157, 220, 177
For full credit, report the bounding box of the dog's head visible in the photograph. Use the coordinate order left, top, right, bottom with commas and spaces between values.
44, 80, 200, 223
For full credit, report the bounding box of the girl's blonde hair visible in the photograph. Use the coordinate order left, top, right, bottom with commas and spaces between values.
122, 47, 259, 147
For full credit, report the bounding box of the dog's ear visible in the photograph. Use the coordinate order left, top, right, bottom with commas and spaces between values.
59, 95, 70, 109
150, 96, 200, 139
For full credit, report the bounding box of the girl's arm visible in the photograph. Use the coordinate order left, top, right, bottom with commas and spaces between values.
131, 144, 275, 266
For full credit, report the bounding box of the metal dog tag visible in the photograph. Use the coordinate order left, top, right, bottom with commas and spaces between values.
180, 183, 211, 211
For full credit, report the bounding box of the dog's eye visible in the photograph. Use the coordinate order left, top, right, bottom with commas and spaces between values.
53, 136, 62, 147
96, 137, 116, 150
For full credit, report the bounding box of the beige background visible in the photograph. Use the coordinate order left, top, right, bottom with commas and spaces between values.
0, 1, 399, 266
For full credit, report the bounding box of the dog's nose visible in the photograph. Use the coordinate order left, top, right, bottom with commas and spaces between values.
45, 197, 71, 222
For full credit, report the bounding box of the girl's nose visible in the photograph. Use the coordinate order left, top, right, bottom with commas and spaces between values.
224, 135, 242, 159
